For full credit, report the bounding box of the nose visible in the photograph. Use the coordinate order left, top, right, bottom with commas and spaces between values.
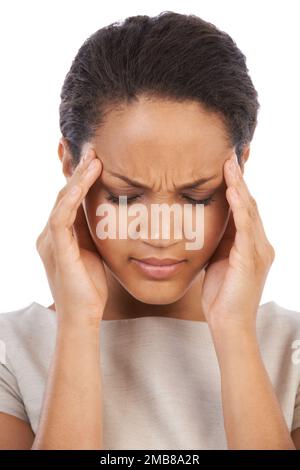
141, 238, 180, 249
135, 209, 183, 248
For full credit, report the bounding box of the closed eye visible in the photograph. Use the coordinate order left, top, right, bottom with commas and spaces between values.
106, 193, 216, 206
182, 195, 216, 206
106, 194, 141, 205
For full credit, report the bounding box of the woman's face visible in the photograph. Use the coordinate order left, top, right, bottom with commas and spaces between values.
82, 96, 235, 305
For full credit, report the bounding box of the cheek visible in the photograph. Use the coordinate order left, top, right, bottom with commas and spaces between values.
94, 238, 129, 270
206, 201, 229, 236
84, 191, 132, 267
186, 193, 229, 262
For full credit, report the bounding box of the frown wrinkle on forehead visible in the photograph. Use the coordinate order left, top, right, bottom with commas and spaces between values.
104, 170, 219, 191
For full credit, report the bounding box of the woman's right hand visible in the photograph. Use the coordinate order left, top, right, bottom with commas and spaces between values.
35, 148, 108, 329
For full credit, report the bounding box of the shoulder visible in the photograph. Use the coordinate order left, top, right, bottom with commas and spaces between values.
0, 302, 57, 355
256, 300, 300, 348
257, 300, 300, 327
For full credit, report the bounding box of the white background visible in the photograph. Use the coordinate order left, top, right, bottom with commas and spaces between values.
0, 0, 299, 313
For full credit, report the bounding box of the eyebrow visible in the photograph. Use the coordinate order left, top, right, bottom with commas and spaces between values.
106, 171, 219, 190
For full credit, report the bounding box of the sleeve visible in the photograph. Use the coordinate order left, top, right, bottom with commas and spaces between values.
292, 381, 300, 432
0, 355, 30, 423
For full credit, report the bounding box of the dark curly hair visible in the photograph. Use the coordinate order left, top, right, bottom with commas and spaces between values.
59, 11, 260, 168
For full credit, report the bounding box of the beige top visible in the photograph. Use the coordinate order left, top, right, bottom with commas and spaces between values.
0, 300, 300, 450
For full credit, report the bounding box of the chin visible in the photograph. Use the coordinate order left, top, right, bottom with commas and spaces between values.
125, 281, 188, 305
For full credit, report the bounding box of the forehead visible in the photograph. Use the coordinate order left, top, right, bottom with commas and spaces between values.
93, 96, 233, 177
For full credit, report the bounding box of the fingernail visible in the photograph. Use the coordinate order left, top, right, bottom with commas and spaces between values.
232, 152, 239, 165
80, 148, 93, 166
228, 157, 236, 172
229, 154, 240, 176
83, 149, 91, 161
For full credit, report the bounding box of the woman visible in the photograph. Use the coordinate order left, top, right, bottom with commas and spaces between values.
0, 11, 299, 450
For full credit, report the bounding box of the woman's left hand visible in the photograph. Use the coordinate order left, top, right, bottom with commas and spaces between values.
201, 152, 276, 333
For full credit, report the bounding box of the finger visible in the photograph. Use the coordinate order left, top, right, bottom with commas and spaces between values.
224, 153, 253, 207
49, 156, 103, 262
37, 148, 96, 249
224, 154, 270, 252
225, 184, 255, 268
52, 147, 96, 208
66, 148, 99, 192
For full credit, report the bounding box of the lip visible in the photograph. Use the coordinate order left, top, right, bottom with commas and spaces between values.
130, 257, 186, 279
133, 257, 185, 266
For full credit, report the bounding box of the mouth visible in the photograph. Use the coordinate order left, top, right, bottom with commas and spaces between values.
130, 257, 186, 280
